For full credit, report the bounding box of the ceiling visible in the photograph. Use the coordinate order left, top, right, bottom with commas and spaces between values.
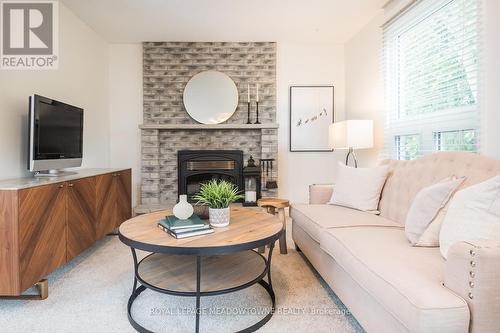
60, 0, 385, 43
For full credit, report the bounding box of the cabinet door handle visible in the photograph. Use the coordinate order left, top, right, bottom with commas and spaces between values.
68, 183, 74, 187
58, 184, 64, 188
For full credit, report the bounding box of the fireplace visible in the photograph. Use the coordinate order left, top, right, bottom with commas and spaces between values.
178, 150, 244, 202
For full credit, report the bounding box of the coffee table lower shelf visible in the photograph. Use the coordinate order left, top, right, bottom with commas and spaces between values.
127, 247, 276, 333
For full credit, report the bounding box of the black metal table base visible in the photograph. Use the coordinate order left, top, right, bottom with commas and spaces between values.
126, 244, 276, 333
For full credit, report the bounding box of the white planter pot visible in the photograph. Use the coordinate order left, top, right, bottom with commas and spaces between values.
173, 195, 194, 220
209, 207, 230, 227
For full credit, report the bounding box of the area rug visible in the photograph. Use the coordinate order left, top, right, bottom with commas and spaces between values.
0, 222, 364, 333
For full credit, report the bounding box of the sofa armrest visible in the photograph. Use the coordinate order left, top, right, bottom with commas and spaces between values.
444, 239, 500, 333
309, 184, 334, 204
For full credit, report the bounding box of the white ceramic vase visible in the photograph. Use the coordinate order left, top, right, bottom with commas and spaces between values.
173, 195, 194, 220
209, 207, 230, 227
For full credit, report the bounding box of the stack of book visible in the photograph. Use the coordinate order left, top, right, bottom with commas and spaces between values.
158, 214, 214, 239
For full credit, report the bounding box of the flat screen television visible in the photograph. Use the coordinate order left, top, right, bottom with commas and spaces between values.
28, 94, 83, 176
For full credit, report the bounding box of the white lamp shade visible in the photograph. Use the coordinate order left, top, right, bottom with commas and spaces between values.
329, 120, 374, 150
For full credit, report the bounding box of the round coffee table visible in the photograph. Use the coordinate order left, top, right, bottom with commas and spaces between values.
119, 207, 283, 333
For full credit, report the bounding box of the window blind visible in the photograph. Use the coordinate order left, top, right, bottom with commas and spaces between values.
383, 0, 481, 160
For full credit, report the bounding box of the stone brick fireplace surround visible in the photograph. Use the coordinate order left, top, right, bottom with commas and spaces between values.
139, 42, 278, 208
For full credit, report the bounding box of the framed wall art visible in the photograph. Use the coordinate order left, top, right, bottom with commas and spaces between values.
289, 85, 334, 152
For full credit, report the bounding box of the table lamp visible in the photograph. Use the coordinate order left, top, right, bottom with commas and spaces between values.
329, 120, 374, 168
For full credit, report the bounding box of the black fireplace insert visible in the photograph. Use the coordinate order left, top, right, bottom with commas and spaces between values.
178, 150, 244, 202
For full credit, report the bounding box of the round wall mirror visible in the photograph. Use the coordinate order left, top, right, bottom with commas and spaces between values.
183, 71, 239, 124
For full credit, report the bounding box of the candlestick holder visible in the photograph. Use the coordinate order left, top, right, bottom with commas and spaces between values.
246, 102, 251, 124
254, 101, 261, 124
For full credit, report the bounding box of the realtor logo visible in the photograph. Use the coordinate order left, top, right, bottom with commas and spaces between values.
1, 1, 58, 69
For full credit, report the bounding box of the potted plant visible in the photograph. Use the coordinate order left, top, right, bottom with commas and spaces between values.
192, 179, 244, 227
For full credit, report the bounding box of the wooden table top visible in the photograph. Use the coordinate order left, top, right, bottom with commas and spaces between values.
119, 207, 283, 255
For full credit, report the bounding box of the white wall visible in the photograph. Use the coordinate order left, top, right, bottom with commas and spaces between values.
345, 14, 384, 166
482, 0, 500, 159
0, 4, 110, 179
277, 42, 346, 203
108, 44, 143, 206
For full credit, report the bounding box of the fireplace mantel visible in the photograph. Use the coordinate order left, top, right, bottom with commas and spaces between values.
139, 124, 279, 130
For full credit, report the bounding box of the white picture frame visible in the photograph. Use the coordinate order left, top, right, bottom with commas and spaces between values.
289, 85, 334, 152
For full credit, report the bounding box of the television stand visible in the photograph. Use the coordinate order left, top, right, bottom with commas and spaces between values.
34, 169, 78, 177
0, 168, 132, 298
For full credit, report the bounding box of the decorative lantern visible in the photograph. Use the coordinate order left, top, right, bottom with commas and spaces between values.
243, 156, 261, 206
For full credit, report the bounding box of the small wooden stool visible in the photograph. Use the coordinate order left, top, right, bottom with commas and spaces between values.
257, 198, 289, 254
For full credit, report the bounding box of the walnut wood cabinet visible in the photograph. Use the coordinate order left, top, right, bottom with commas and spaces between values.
0, 169, 131, 296
67, 177, 97, 261
96, 170, 131, 239
19, 184, 67, 292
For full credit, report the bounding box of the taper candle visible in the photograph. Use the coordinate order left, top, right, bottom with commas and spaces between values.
256, 84, 259, 102
247, 84, 250, 102
247, 102, 251, 124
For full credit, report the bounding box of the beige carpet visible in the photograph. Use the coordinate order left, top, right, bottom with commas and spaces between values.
0, 221, 364, 333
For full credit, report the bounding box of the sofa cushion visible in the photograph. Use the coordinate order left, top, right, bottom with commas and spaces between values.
290, 204, 401, 243
440, 175, 500, 259
404, 176, 465, 245
320, 227, 470, 333
328, 162, 389, 213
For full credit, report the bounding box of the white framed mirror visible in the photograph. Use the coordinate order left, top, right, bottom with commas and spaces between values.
183, 71, 239, 124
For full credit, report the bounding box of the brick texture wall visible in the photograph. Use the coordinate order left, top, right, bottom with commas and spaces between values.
143, 41, 276, 124
141, 42, 278, 205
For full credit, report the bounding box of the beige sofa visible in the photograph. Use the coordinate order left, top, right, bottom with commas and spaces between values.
290, 152, 500, 333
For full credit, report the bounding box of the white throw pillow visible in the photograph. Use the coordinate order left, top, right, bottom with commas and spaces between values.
439, 175, 500, 259
405, 176, 465, 246
416, 208, 446, 247
328, 162, 389, 213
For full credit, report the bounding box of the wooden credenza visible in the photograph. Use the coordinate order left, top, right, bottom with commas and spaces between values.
0, 169, 131, 296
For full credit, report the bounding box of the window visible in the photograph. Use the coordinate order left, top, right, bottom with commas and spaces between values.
434, 129, 476, 151
384, 0, 480, 160
396, 134, 421, 160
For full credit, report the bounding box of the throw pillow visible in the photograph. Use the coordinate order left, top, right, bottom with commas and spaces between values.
440, 175, 500, 259
328, 162, 389, 213
415, 208, 446, 247
405, 176, 465, 246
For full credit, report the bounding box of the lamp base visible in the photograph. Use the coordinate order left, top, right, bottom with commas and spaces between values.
345, 147, 358, 168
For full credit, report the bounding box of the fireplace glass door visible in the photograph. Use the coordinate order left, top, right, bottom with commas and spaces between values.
178, 150, 244, 203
